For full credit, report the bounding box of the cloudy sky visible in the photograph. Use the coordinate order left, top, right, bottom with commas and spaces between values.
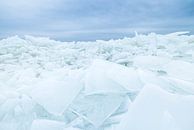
0, 0, 193, 41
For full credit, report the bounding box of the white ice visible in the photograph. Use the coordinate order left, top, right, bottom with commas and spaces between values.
0, 32, 194, 130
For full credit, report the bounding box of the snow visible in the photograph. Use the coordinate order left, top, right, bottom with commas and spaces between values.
0, 32, 194, 130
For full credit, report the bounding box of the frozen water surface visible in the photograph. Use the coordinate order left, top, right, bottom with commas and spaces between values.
0, 32, 194, 130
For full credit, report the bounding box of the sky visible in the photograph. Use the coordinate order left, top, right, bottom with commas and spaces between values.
0, 0, 194, 41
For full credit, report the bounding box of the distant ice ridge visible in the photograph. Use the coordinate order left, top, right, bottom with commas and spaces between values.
0, 32, 194, 130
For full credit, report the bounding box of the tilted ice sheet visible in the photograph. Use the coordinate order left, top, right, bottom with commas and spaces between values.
30, 78, 83, 115
162, 60, 194, 82
133, 55, 171, 71
115, 84, 194, 130
69, 93, 128, 128
84, 59, 143, 94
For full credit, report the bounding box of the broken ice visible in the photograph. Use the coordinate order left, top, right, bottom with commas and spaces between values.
0, 32, 194, 130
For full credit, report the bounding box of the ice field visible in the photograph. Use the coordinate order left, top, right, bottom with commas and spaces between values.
0, 32, 194, 130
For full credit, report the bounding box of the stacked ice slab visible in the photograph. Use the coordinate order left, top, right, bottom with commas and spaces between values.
0, 32, 194, 130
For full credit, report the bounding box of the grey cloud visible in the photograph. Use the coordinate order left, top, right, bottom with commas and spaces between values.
0, 0, 193, 41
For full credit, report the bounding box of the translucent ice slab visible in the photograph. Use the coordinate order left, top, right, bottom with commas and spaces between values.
30, 78, 83, 115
